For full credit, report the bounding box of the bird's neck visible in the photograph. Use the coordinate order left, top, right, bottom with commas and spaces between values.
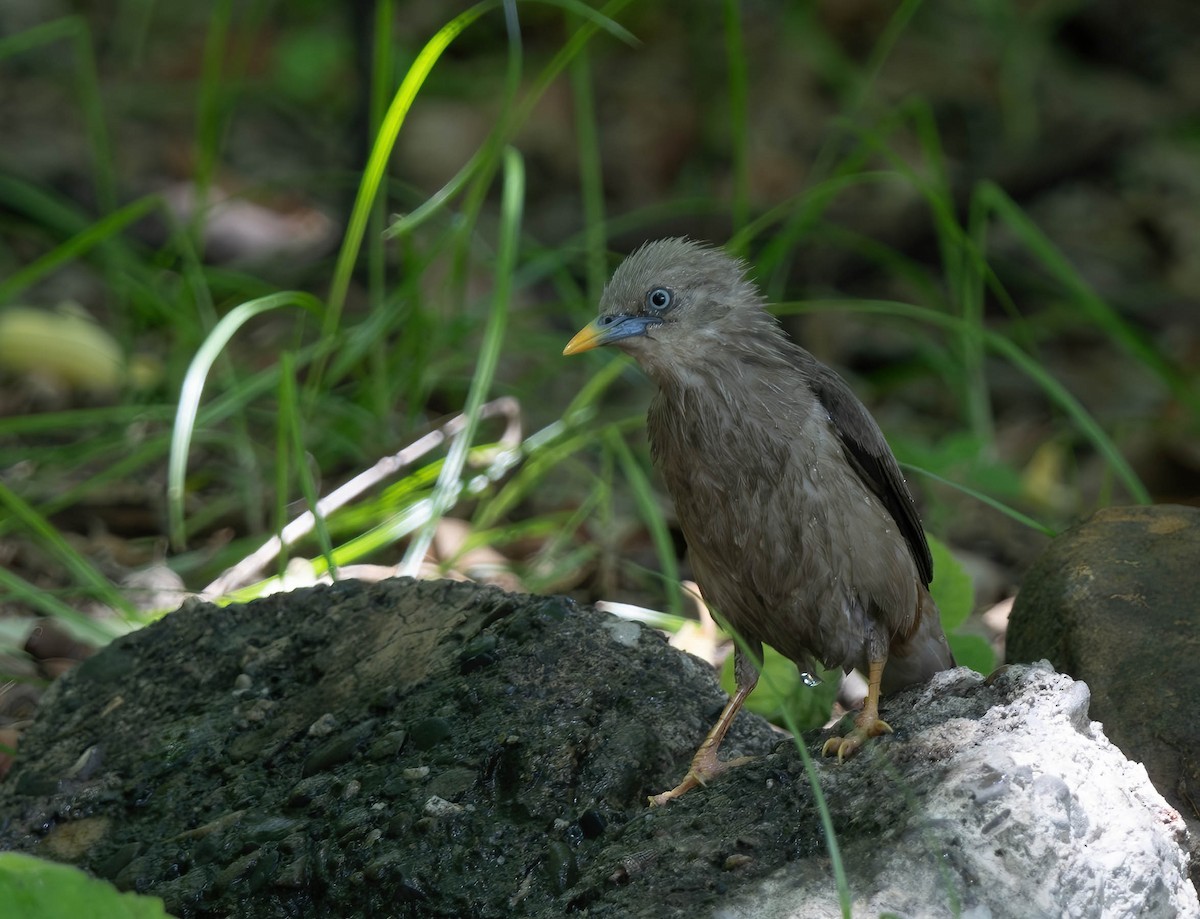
651, 331, 800, 400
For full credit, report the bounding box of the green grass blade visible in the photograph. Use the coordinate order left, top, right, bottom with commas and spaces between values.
568, 12, 607, 304
779, 298, 1151, 504
278, 351, 337, 578
399, 146, 524, 576
324, 0, 503, 344
907, 465, 1056, 537
975, 181, 1199, 414
168, 292, 325, 548
604, 427, 684, 618
0, 406, 175, 438
723, 0, 750, 240
0, 568, 120, 645
0, 17, 116, 213
193, 0, 233, 205
0, 195, 159, 304
0, 481, 135, 618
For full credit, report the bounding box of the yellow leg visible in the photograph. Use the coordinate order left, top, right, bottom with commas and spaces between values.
822, 657, 893, 761
648, 682, 756, 807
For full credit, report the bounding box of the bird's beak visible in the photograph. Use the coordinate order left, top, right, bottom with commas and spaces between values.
563, 314, 660, 356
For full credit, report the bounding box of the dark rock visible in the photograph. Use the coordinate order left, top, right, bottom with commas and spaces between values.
1007, 503, 1200, 885
0, 577, 1193, 918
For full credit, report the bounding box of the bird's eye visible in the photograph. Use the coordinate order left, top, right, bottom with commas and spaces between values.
646, 287, 673, 312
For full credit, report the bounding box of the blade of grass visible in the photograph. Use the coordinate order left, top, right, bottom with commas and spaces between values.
0, 405, 175, 438
748, 0, 926, 294
905, 465, 1056, 537
278, 351, 337, 579
604, 426, 684, 619
322, 0, 504, 350
168, 292, 325, 548
0, 17, 115, 213
0, 195, 160, 304
902, 100, 994, 449
448, 0, 636, 305
974, 180, 1199, 415
0, 481, 136, 619
385, 0, 640, 243
193, 0, 233, 210
716, 619, 853, 917
473, 421, 613, 530
0, 568, 122, 645
399, 146, 524, 576
366, 0, 396, 423
567, 10, 607, 304
0, 344, 316, 545
723, 0, 750, 242
779, 298, 1151, 504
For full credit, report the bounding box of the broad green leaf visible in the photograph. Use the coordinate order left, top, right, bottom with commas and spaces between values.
0, 852, 174, 919
928, 533, 974, 632
722, 643, 840, 732
948, 633, 996, 676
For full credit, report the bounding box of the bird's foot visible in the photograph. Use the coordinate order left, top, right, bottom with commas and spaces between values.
821, 712, 893, 762
648, 750, 755, 807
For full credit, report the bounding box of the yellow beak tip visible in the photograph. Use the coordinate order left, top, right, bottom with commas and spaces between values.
563, 327, 600, 356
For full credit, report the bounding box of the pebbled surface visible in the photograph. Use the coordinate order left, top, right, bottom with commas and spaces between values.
0, 578, 1194, 918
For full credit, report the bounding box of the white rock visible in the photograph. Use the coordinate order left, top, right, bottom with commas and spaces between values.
720, 663, 1198, 919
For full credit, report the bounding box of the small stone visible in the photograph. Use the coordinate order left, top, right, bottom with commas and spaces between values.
245, 816, 303, 844
601, 618, 641, 647
458, 633, 498, 673
273, 855, 308, 889
364, 852, 405, 882
422, 796, 463, 818
541, 840, 578, 893
307, 713, 339, 737
408, 717, 453, 751
286, 774, 335, 809
367, 730, 407, 761
426, 766, 477, 802
723, 853, 753, 870
301, 722, 376, 778
213, 849, 261, 894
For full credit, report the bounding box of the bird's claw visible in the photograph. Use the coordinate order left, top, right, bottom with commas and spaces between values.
648, 753, 755, 807
821, 717, 893, 762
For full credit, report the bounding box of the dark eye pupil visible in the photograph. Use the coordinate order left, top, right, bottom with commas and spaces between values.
649, 288, 670, 309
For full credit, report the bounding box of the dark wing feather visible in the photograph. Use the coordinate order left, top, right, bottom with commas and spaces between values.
808, 361, 934, 586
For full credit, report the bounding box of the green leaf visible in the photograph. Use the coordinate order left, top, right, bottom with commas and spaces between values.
928, 533, 973, 632
948, 633, 995, 676
722, 643, 839, 732
928, 533, 996, 673
0, 853, 175, 919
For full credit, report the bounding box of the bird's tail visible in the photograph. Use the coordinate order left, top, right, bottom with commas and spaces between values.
881, 584, 956, 694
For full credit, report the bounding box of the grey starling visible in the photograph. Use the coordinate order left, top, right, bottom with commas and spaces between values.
564, 238, 955, 806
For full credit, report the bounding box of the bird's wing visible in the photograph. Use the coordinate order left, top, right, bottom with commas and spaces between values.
808, 362, 934, 586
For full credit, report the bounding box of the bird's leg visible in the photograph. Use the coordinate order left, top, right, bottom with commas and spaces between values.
822, 656, 893, 761
648, 647, 759, 807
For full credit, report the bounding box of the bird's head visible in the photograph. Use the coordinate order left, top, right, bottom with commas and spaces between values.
563, 238, 780, 381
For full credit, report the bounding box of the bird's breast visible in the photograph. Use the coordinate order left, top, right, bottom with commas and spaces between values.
648, 381, 830, 577
647, 380, 919, 669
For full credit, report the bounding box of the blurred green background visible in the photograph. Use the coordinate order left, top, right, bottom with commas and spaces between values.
1, 0, 1198, 725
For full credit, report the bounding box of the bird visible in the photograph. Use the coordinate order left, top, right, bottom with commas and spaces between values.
563, 238, 955, 806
